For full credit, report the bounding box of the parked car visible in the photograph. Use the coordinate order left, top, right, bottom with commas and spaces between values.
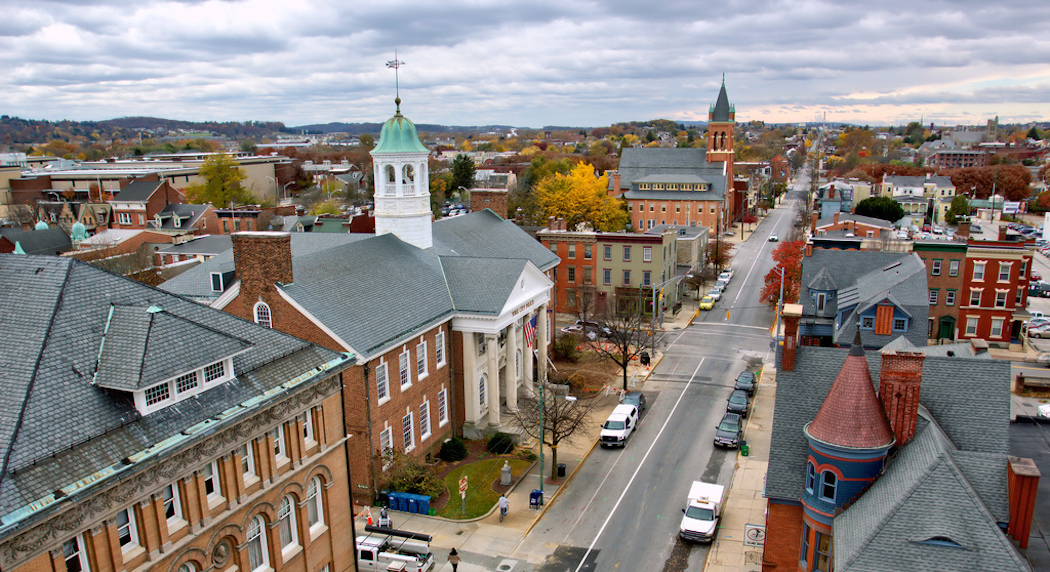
621, 391, 647, 413
726, 389, 751, 418
970, 224, 983, 233
707, 288, 722, 301
699, 296, 714, 310
734, 370, 757, 396
768, 233, 779, 242
1036, 353, 1050, 367
1028, 317, 1050, 330
1030, 282, 1050, 298
573, 319, 612, 338
719, 269, 734, 282
713, 412, 743, 448
560, 324, 598, 340
1032, 270, 1043, 281
1029, 324, 1050, 339
600, 404, 640, 447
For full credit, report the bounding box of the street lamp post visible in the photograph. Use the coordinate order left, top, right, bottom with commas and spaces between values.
772, 266, 786, 346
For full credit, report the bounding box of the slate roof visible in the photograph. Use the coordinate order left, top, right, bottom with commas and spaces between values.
767, 345, 1012, 504
805, 341, 895, 450
614, 148, 728, 197
149, 204, 210, 231
156, 234, 232, 256
442, 257, 527, 314
115, 180, 163, 202
0, 254, 348, 525
711, 81, 732, 122
832, 412, 1027, 571
0, 227, 72, 255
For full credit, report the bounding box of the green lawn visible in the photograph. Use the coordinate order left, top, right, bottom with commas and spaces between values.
437, 458, 531, 519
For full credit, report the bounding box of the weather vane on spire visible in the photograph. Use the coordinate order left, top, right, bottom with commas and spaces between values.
386, 52, 405, 111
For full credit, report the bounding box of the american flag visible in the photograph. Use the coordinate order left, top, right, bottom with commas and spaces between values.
524, 316, 537, 349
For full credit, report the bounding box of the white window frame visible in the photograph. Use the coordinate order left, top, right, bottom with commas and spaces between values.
300, 409, 315, 445
63, 535, 90, 572
278, 495, 299, 554
966, 316, 979, 336
946, 290, 956, 306
995, 290, 1008, 308
969, 289, 982, 306
402, 412, 415, 452
435, 331, 446, 368
416, 340, 428, 379
643, 246, 652, 262
998, 262, 1011, 282
479, 374, 487, 407
246, 516, 269, 572
437, 388, 449, 427
931, 260, 941, 276
379, 426, 393, 466
375, 361, 389, 404
399, 349, 411, 390
115, 508, 139, 552
202, 460, 223, 503
949, 260, 960, 276
973, 261, 985, 281
253, 301, 272, 328
623, 246, 631, 261
306, 477, 325, 531
273, 424, 288, 464
118, 212, 131, 225
419, 400, 431, 441
991, 317, 1005, 338
237, 443, 256, 481
929, 290, 938, 305
161, 483, 184, 527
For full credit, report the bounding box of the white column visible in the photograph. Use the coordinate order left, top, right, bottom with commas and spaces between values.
462, 332, 479, 424
537, 304, 549, 386
486, 333, 500, 426
506, 322, 518, 412
523, 314, 534, 393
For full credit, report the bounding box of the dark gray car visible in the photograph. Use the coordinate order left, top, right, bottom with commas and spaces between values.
726, 389, 750, 418
714, 412, 743, 448
734, 371, 756, 396
621, 391, 647, 413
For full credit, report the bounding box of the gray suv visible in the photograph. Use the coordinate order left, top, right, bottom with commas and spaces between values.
714, 412, 743, 448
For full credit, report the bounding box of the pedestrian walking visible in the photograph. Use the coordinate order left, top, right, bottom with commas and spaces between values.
448, 548, 460, 572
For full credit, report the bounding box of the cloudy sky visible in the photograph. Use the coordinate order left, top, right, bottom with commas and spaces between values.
2, 0, 1048, 129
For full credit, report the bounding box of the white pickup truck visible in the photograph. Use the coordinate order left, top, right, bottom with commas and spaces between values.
357, 526, 435, 572
679, 481, 726, 543
599, 404, 639, 447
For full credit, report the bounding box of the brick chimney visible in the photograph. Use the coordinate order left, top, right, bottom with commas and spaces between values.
877, 350, 925, 445
781, 303, 803, 371
833, 211, 840, 225
999, 226, 1008, 241
547, 216, 557, 231
805, 243, 813, 257
232, 232, 293, 297
956, 221, 970, 238
969, 338, 989, 355
1007, 456, 1041, 549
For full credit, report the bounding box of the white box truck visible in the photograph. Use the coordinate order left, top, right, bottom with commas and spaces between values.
678, 481, 725, 542
356, 525, 435, 571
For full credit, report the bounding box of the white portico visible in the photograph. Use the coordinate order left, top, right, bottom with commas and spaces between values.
452, 261, 553, 437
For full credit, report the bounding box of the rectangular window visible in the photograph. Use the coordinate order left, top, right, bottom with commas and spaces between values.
969, 290, 981, 306
643, 271, 651, 286
929, 289, 938, 305
210, 273, 224, 292
893, 318, 907, 332
435, 331, 446, 367
815, 532, 831, 572
603, 268, 611, 285
437, 388, 449, 427
861, 316, 875, 329
991, 318, 1005, 338
995, 291, 1007, 307
402, 413, 415, 451
603, 245, 612, 260
300, 409, 315, 444
63, 535, 89, 572
584, 244, 592, 259
999, 262, 1011, 281
237, 443, 256, 479
966, 316, 979, 336
623, 270, 631, 286
145, 384, 170, 406
946, 290, 956, 306
476, 332, 487, 355
1017, 288, 1024, 305
931, 260, 942, 276
115, 509, 138, 551
568, 244, 576, 259
584, 267, 592, 284
566, 288, 576, 308
643, 246, 652, 262
273, 424, 287, 461
1020, 261, 1028, 279
204, 361, 225, 382
817, 293, 826, 312
161, 483, 182, 523
623, 246, 631, 261
420, 401, 431, 440
202, 461, 222, 500
973, 262, 985, 281
376, 362, 389, 401
118, 212, 131, 225
379, 427, 393, 463
416, 340, 428, 378
949, 260, 960, 276
399, 350, 411, 389
567, 266, 576, 282
175, 372, 198, 394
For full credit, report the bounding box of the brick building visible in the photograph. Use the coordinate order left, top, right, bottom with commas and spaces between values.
0, 255, 358, 572
470, 188, 508, 219
763, 305, 1038, 571
162, 100, 559, 505
959, 230, 1034, 345
913, 241, 967, 340
109, 180, 186, 230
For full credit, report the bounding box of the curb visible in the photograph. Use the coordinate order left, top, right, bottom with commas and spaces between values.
422, 458, 542, 523
522, 437, 601, 537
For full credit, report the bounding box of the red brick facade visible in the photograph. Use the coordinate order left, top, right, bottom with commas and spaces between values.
958, 237, 1033, 345
762, 500, 804, 571
470, 189, 508, 219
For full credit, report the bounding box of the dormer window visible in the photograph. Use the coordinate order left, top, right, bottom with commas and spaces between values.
134, 358, 236, 415
211, 273, 224, 292
174, 216, 181, 228
155, 214, 163, 226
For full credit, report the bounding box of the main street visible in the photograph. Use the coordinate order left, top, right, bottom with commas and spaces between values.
513, 177, 805, 571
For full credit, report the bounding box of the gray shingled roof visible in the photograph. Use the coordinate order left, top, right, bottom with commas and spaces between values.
885, 175, 955, 188
833, 414, 1027, 571
711, 81, 732, 122
430, 210, 560, 272
767, 345, 1011, 504
0, 227, 72, 255
149, 204, 210, 231
443, 257, 527, 314
0, 254, 348, 523
815, 213, 895, 229
157, 234, 232, 256
615, 148, 728, 197
115, 180, 163, 202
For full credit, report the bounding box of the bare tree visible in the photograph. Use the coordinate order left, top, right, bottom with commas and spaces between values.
510, 381, 596, 480
581, 293, 665, 392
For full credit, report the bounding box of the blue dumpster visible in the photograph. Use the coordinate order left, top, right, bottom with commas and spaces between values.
406, 495, 418, 514
387, 492, 405, 512
417, 495, 431, 515
530, 489, 543, 509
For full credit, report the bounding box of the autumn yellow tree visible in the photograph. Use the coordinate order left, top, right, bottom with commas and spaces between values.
535, 163, 628, 231
184, 152, 252, 207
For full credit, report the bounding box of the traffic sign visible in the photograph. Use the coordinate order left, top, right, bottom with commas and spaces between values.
459, 476, 468, 495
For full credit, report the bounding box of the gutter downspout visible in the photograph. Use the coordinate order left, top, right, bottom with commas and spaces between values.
363, 364, 378, 503
339, 370, 361, 572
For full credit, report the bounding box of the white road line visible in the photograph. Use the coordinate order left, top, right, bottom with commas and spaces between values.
573, 358, 706, 572
733, 209, 786, 307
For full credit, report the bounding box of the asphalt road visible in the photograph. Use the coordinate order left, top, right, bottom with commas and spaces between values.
514, 179, 804, 572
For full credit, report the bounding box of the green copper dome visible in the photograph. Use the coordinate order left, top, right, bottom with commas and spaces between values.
34, 220, 49, 230
372, 98, 429, 154
71, 220, 87, 242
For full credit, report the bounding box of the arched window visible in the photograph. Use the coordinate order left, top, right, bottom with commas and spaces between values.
246, 516, 268, 572
403, 164, 415, 182
177, 563, 196, 572
385, 165, 396, 183
278, 496, 298, 550
805, 462, 816, 492
253, 302, 272, 329
306, 477, 324, 528
479, 374, 487, 407
820, 471, 837, 502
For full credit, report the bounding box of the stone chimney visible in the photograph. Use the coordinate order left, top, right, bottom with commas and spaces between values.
1007, 456, 1041, 549
878, 350, 926, 446
781, 303, 803, 371
232, 232, 293, 297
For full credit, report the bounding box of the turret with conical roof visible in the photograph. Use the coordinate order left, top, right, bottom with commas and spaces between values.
370, 97, 433, 249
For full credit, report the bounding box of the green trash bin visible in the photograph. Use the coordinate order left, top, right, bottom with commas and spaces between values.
740, 441, 750, 456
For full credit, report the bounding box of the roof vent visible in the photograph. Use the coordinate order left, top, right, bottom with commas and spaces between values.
883, 261, 901, 271
146, 305, 162, 313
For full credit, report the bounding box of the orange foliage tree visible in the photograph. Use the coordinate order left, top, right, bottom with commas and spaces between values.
761, 240, 806, 309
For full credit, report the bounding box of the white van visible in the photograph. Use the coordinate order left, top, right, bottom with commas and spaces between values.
600, 404, 639, 447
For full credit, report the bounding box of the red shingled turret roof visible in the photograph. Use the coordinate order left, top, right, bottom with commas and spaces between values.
806, 334, 895, 449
